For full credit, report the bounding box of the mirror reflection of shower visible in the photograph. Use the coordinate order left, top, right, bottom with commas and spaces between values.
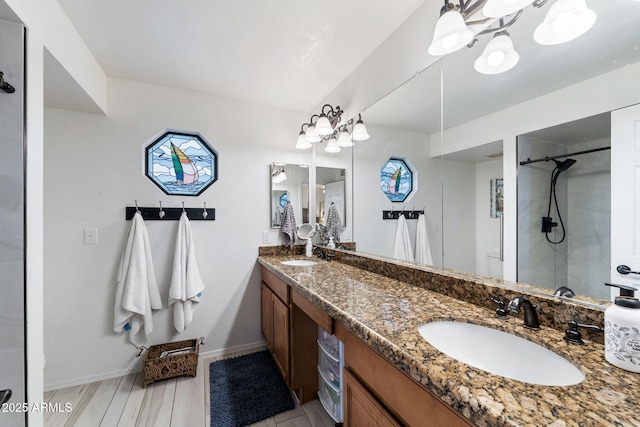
542, 158, 577, 244
517, 113, 612, 300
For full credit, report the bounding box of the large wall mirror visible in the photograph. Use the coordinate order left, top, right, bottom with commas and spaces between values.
270, 163, 309, 228
350, 0, 640, 305
352, 61, 443, 264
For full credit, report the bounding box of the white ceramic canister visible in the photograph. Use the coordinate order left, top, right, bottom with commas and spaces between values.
604, 296, 640, 373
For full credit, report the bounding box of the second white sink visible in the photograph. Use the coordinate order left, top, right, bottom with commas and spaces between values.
418, 321, 584, 386
280, 259, 318, 266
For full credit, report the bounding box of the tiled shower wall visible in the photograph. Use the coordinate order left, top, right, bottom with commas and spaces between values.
517, 135, 611, 299
0, 20, 25, 427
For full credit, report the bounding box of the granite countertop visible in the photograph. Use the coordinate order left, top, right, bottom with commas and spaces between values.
258, 254, 640, 427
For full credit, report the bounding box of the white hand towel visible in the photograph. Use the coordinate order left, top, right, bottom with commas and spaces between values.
169, 212, 205, 332
393, 214, 415, 262
280, 200, 297, 247
415, 213, 433, 265
114, 211, 162, 346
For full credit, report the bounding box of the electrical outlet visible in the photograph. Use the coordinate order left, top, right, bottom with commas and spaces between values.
262, 231, 271, 244
84, 228, 98, 245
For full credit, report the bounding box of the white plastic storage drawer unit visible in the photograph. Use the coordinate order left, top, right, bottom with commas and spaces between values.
318, 326, 344, 423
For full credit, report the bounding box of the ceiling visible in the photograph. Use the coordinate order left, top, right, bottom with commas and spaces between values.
43, 0, 426, 113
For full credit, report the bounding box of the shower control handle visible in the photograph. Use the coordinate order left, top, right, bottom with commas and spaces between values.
616, 265, 640, 276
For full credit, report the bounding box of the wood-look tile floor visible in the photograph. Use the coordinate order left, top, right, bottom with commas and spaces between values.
43, 352, 336, 427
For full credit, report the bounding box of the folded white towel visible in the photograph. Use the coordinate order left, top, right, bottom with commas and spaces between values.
415, 213, 433, 265
280, 200, 297, 247
114, 211, 162, 346
393, 214, 415, 262
169, 212, 205, 332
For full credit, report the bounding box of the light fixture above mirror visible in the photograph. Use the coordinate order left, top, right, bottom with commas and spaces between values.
295, 104, 370, 152
428, 0, 597, 74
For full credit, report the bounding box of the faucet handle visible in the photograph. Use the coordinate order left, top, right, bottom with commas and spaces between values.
490, 297, 508, 319
563, 321, 604, 345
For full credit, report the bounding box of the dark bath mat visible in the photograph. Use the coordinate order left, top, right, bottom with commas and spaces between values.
209, 350, 295, 427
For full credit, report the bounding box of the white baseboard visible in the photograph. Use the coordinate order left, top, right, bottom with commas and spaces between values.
44, 340, 268, 392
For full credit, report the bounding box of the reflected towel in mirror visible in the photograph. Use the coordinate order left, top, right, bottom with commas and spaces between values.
415, 213, 433, 265
325, 202, 344, 244
393, 214, 414, 262
280, 200, 297, 247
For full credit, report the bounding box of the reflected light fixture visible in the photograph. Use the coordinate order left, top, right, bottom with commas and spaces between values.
428, 0, 596, 74
271, 165, 287, 183
295, 106, 370, 152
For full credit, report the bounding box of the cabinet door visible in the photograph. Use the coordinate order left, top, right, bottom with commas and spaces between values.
344, 369, 400, 427
261, 282, 272, 349
271, 295, 290, 383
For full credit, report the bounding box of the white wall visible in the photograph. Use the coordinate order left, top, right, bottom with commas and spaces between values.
475, 159, 503, 278
43, 78, 310, 389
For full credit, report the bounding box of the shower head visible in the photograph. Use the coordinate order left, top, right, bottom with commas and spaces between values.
554, 158, 576, 173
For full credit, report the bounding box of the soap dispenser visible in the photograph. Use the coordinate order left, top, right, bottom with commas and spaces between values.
305, 239, 313, 258
604, 282, 640, 373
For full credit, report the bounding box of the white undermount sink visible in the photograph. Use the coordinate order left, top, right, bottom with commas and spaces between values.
418, 321, 584, 386
280, 259, 318, 266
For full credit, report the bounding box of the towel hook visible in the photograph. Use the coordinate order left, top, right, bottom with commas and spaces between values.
202, 202, 208, 219
158, 201, 165, 219
135, 200, 140, 213
182, 201, 186, 213
0, 72, 15, 94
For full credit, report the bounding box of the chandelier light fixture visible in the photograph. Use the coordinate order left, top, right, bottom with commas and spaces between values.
428, 0, 597, 75
295, 104, 370, 153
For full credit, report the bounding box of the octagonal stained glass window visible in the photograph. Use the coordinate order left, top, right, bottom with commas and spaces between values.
380, 158, 413, 202
145, 130, 218, 196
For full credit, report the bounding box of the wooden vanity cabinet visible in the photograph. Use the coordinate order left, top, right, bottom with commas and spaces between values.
260, 277, 290, 383
260, 266, 319, 403
335, 322, 473, 427
344, 368, 401, 427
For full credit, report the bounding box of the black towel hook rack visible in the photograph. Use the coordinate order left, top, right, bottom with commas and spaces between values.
126, 201, 215, 221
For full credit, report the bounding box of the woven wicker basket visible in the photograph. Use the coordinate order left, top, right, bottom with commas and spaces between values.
142, 337, 203, 387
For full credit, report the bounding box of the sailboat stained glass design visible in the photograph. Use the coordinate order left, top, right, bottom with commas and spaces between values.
380, 158, 413, 202
145, 130, 218, 196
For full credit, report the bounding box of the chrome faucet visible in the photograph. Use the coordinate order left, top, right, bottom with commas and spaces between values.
507, 296, 540, 330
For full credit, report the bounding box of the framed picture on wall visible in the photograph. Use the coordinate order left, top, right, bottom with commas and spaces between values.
145, 130, 218, 196
490, 178, 504, 218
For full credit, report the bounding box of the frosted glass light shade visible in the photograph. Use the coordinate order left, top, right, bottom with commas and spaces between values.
533, 0, 596, 45
352, 120, 370, 141
483, 0, 535, 18
315, 115, 334, 136
324, 138, 341, 153
428, 10, 474, 56
337, 130, 353, 147
295, 132, 312, 149
474, 34, 520, 74
305, 125, 321, 143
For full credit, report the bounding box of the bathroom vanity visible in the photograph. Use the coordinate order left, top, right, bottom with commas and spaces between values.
258, 248, 640, 426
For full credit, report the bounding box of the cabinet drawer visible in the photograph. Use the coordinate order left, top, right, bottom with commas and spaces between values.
318, 367, 343, 422
261, 266, 289, 303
